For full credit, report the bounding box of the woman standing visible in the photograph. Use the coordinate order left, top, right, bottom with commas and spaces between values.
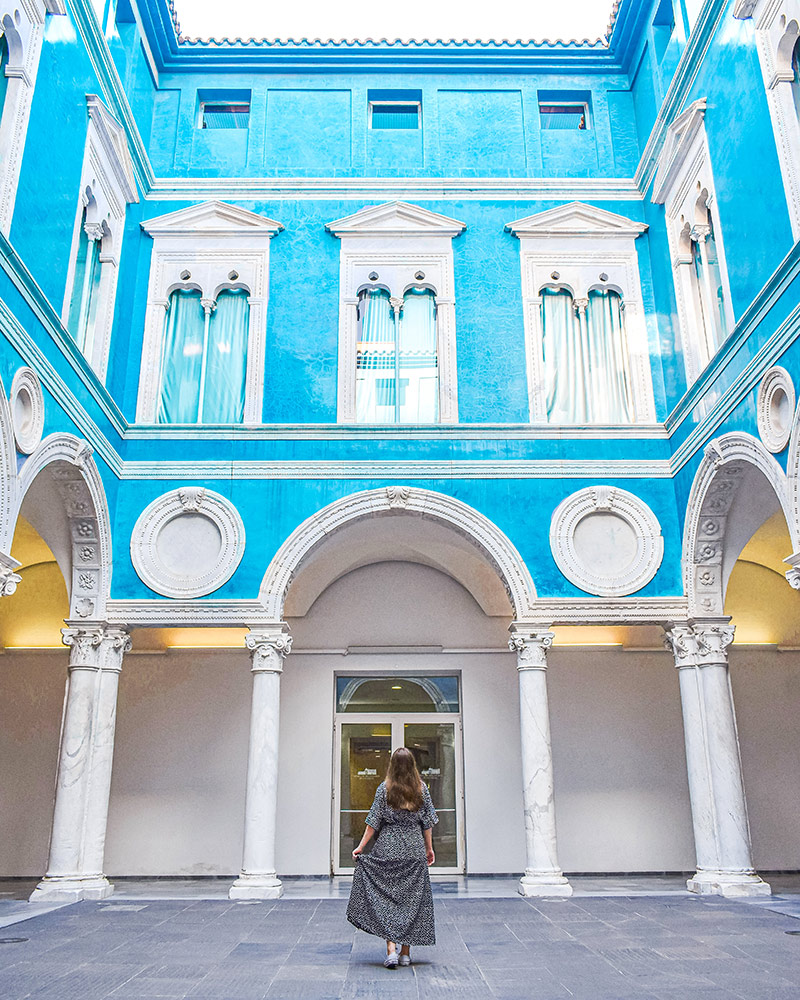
347, 747, 438, 968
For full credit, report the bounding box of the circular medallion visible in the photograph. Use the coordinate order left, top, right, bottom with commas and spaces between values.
550, 486, 664, 597
9, 367, 44, 454
757, 366, 794, 453
130, 487, 245, 598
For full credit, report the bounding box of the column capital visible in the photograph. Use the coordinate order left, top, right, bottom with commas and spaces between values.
245, 625, 292, 673
664, 619, 734, 668
690, 223, 712, 244
389, 296, 404, 315
0, 550, 22, 596
509, 625, 555, 670
61, 623, 132, 672
573, 297, 588, 315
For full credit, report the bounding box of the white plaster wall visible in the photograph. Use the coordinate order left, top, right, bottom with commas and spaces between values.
104, 650, 251, 876
730, 648, 800, 870
0, 652, 66, 877
548, 648, 696, 873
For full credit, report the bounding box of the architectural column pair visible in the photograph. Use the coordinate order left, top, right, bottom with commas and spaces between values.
664, 619, 770, 897
508, 625, 572, 897
30, 623, 131, 902
230, 625, 292, 899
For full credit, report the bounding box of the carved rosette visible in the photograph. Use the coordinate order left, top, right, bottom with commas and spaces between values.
508, 627, 555, 670
61, 625, 131, 672
664, 621, 735, 668
246, 627, 293, 673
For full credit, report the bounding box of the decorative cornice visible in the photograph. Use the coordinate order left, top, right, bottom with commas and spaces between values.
506, 201, 648, 239
86, 94, 139, 205
141, 200, 283, 239
651, 98, 707, 205
325, 201, 466, 239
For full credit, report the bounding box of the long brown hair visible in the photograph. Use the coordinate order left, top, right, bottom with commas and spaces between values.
385, 747, 424, 811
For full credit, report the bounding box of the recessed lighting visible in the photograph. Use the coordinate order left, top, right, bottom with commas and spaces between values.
391, 685, 402, 690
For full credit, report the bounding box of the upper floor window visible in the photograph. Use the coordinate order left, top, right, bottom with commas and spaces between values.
539, 103, 587, 130
652, 98, 734, 382
356, 286, 438, 423
201, 101, 250, 129
136, 201, 282, 425
507, 202, 655, 424
0, 29, 9, 117
158, 287, 250, 424
368, 89, 422, 130
735, 2, 800, 239
62, 95, 138, 379
326, 201, 464, 425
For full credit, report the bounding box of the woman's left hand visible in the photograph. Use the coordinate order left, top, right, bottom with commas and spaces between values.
426, 848, 435, 866
352, 846, 363, 860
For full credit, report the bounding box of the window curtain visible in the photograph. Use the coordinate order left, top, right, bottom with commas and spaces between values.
541, 286, 634, 423
692, 224, 725, 357
585, 290, 634, 423
202, 288, 249, 423
399, 288, 438, 422
67, 213, 102, 357
0, 33, 9, 121
541, 287, 588, 423
157, 289, 205, 423
356, 288, 394, 423
792, 39, 800, 121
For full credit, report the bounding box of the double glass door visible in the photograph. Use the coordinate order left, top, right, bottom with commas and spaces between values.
334, 712, 464, 874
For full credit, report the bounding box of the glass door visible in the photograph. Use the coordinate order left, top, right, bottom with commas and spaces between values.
333, 675, 465, 874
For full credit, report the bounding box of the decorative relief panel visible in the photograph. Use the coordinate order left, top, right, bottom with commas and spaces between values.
550, 486, 664, 597
9, 366, 44, 453
757, 366, 795, 453
130, 487, 245, 599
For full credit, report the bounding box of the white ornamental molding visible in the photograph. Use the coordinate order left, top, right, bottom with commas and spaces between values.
9, 366, 44, 454
550, 486, 664, 597
130, 487, 245, 599
757, 366, 795, 453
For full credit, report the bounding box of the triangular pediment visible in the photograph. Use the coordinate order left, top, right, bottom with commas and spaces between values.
652, 98, 707, 205
141, 201, 283, 239
326, 201, 466, 239
506, 202, 647, 239
86, 95, 139, 205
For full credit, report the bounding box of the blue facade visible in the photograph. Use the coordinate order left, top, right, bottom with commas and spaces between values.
1, 0, 799, 612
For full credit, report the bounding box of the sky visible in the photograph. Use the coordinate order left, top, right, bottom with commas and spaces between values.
171, 0, 616, 43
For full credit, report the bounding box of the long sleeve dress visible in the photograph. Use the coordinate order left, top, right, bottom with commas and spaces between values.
346, 781, 438, 946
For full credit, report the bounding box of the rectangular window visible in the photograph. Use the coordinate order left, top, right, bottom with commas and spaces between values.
201, 102, 250, 129
539, 103, 588, 130
367, 89, 422, 130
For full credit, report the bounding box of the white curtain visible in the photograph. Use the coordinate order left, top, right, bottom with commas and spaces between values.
399, 288, 438, 423
541, 286, 634, 423
202, 289, 249, 423
356, 288, 394, 423
157, 289, 206, 423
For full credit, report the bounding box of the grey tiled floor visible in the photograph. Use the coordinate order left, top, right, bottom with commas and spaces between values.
1, 894, 800, 999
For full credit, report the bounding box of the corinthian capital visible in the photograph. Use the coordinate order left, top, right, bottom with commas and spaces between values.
61, 624, 132, 672
664, 619, 735, 668
508, 625, 554, 670
0, 551, 22, 596
246, 625, 293, 673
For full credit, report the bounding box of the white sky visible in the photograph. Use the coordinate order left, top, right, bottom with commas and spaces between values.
172, 0, 615, 43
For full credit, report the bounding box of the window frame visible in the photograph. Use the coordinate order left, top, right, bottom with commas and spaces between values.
538, 101, 590, 130
135, 201, 282, 426
368, 100, 422, 130
734, 0, 800, 239
652, 98, 735, 385
326, 201, 464, 425
198, 99, 251, 130
507, 202, 656, 425
62, 94, 138, 380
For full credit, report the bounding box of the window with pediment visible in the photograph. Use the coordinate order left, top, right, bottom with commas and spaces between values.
136, 201, 282, 425
326, 201, 464, 424
0, 0, 66, 234
735, 0, 800, 239
507, 202, 656, 424
652, 99, 735, 384
62, 96, 138, 378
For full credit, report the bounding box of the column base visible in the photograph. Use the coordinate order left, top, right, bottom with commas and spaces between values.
518, 872, 573, 898
687, 870, 771, 897
29, 874, 114, 903
229, 873, 283, 900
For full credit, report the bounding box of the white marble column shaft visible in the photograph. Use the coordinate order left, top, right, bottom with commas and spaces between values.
229, 625, 291, 899
665, 619, 770, 897
30, 624, 131, 902
509, 625, 572, 897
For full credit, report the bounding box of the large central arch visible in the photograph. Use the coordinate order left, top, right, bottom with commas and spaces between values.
258, 486, 536, 621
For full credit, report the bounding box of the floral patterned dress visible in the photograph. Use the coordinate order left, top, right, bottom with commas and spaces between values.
347, 781, 438, 946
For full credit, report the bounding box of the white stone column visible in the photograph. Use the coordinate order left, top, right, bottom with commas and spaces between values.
30, 624, 131, 902
508, 625, 572, 897
229, 625, 292, 899
665, 619, 770, 897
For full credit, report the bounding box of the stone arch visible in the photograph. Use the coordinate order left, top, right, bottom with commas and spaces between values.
259, 486, 536, 621
12, 433, 112, 619
0, 370, 19, 556
683, 432, 794, 616
782, 391, 800, 542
